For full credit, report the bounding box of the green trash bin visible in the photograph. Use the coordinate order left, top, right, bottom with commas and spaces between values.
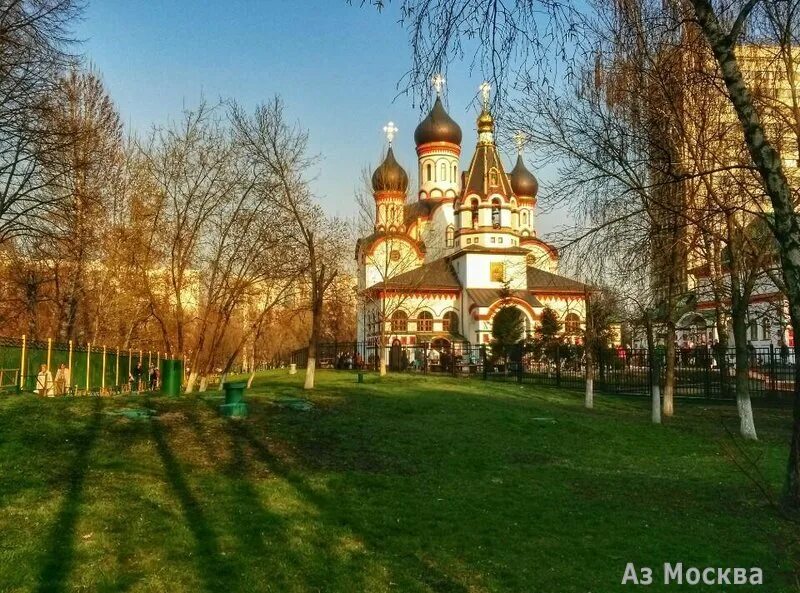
220, 381, 248, 418
160, 358, 184, 397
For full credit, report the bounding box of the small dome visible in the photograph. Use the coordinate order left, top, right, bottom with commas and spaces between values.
414, 97, 462, 146
477, 109, 494, 133
509, 154, 538, 197
372, 147, 409, 193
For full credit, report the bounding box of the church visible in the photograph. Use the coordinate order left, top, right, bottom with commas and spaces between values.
355, 80, 589, 358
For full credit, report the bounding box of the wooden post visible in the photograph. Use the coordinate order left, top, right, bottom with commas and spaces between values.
115, 346, 120, 388
19, 335, 26, 390
102, 345, 107, 392
86, 343, 91, 392
68, 340, 73, 390
148, 350, 152, 369
46, 337, 52, 372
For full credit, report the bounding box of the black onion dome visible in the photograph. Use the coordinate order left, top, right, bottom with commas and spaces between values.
509, 154, 539, 197
414, 96, 463, 146
371, 147, 409, 192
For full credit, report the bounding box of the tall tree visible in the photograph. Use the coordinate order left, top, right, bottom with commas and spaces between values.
0, 0, 82, 243
231, 98, 348, 390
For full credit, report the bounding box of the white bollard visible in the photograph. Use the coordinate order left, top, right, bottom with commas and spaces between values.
289, 363, 297, 375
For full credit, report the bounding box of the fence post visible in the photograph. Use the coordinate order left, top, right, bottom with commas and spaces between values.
102, 345, 107, 393
556, 342, 561, 388
481, 345, 487, 380
68, 340, 73, 391
769, 343, 776, 395
46, 337, 52, 372
86, 343, 91, 392
19, 334, 26, 391
115, 347, 120, 389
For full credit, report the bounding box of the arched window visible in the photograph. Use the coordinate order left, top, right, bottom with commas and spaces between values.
452, 165, 457, 182
564, 313, 581, 335
417, 311, 433, 332
489, 168, 499, 187
443, 311, 459, 333
522, 211, 528, 225
440, 162, 447, 181
426, 163, 432, 181
471, 199, 479, 228
491, 198, 501, 228
446, 225, 454, 247
391, 310, 408, 332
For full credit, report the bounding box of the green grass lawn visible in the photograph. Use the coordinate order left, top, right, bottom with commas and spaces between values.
0, 370, 797, 592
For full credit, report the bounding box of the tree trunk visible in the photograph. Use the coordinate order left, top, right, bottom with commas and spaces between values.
247, 370, 256, 389
663, 323, 676, 417
731, 267, 758, 440
304, 296, 322, 390
646, 317, 661, 424
198, 374, 208, 393
584, 345, 594, 409
185, 371, 198, 393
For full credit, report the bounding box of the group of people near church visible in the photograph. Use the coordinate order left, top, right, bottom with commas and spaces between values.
35, 363, 70, 397
34, 361, 160, 396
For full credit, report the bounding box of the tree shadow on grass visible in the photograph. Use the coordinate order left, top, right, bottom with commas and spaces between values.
35, 398, 103, 593
209, 401, 470, 593
149, 407, 236, 593
182, 407, 303, 592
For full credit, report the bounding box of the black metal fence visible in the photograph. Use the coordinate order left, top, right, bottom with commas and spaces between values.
289, 341, 796, 400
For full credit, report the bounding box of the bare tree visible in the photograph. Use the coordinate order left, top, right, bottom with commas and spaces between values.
231, 98, 348, 390
0, 0, 82, 243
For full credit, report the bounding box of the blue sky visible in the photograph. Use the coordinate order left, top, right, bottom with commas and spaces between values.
75, 1, 559, 234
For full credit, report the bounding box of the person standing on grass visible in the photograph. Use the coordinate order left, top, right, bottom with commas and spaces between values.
133, 363, 143, 393
149, 365, 157, 391
55, 364, 67, 395
36, 364, 53, 397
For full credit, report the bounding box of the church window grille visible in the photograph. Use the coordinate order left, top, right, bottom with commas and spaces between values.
417, 311, 433, 332
391, 310, 408, 332
446, 226, 454, 247
565, 313, 581, 335
443, 311, 459, 333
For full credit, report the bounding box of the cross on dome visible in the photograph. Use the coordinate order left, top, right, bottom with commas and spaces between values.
432, 73, 445, 95
514, 130, 528, 154
383, 121, 398, 145
479, 82, 491, 109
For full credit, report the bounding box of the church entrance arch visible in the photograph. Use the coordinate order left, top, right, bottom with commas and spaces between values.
389, 339, 402, 371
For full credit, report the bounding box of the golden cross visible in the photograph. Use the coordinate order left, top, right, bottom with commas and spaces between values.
383, 121, 398, 145
479, 82, 491, 109
432, 73, 445, 95
514, 130, 527, 154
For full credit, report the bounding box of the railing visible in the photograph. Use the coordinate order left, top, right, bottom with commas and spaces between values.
288, 341, 795, 400
0, 335, 177, 395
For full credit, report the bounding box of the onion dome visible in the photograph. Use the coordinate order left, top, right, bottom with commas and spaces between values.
371, 147, 409, 193
414, 96, 463, 146
509, 154, 539, 197
477, 109, 495, 133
